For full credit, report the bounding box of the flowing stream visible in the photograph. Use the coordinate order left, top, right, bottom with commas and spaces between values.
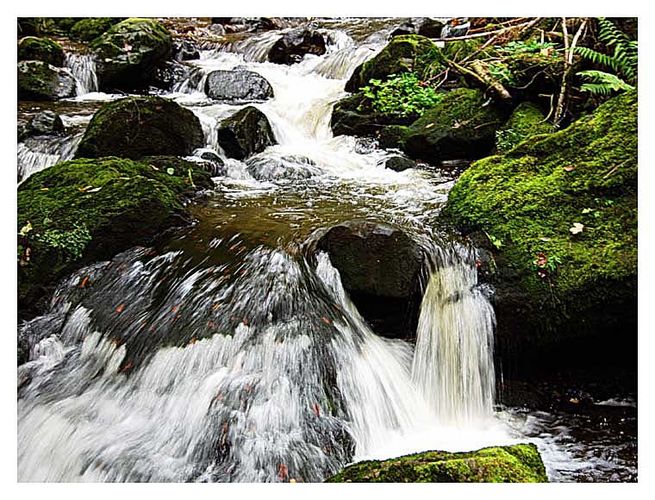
17, 18, 636, 482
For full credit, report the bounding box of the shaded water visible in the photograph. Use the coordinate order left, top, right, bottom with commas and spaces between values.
17, 17, 636, 482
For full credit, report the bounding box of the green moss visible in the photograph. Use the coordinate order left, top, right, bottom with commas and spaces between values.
18, 60, 74, 101
91, 18, 172, 90
345, 35, 446, 92
17, 156, 212, 308
18, 36, 64, 67
443, 90, 637, 345
326, 443, 547, 483
70, 18, 122, 42
403, 88, 506, 162
496, 102, 554, 153
75, 96, 205, 159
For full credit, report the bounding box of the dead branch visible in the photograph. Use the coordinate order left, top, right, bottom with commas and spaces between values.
553, 17, 588, 127
446, 58, 513, 101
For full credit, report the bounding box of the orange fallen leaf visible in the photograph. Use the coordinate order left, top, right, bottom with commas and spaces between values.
78, 276, 90, 288
563, 165, 576, 172
321, 316, 332, 325
116, 303, 126, 314
278, 463, 289, 481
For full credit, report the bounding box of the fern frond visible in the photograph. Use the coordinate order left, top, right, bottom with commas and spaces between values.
577, 70, 635, 94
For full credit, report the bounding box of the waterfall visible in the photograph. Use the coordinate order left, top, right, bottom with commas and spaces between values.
18, 134, 83, 182
64, 53, 98, 95
411, 247, 497, 425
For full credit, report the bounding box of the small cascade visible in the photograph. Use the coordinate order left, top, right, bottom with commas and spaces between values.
411, 246, 497, 425
64, 53, 98, 95
18, 134, 83, 182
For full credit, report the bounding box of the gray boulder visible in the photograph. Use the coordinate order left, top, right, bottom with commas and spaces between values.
205, 69, 274, 102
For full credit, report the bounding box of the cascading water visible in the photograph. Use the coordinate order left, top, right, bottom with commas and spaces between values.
18, 133, 82, 182
64, 53, 98, 95
18, 18, 634, 483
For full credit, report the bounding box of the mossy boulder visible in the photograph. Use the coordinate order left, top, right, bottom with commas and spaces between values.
216, 106, 277, 160
443, 91, 637, 368
402, 88, 506, 163
345, 35, 444, 92
495, 102, 554, 154
18, 37, 64, 67
326, 443, 548, 482
18, 60, 76, 101
75, 96, 205, 160
70, 17, 122, 42
330, 93, 414, 139
91, 18, 172, 91
17, 156, 213, 309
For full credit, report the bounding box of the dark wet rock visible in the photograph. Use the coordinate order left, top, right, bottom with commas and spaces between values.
389, 18, 444, 39
17, 156, 212, 309
194, 150, 227, 176
18, 60, 76, 101
91, 18, 172, 91
75, 96, 204, 160
442, 18, 470, 38
205, 69, 274, 102
326, 444, 548, 483
152, 60, 191, 91
384, 155, 416, 172
268, 28, 326, 65
246, 154, 320, 181
18, 36, 64, 67
173, 40, 200, 61
314, 220, 425, 339
26, 110, 65, 137
402, 88, 506, 163
215, 106, 277, 160
330, 94, 414, 138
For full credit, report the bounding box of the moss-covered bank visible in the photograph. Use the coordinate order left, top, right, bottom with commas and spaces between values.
18, 156, 213, 309
326, 443, 548, 482
18, 36, 64, 67
443, 90, 637, 365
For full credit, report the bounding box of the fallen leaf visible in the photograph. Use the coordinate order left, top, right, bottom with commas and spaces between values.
321, 316, 332, 325
78, 276, 90, 288
569, 222, 584, 235
87, 187, 102, 193
311, 403, 321, 417
563, 165, 575, 172
116, 303, 126, 313
278, 463, 289, 481
539, 237, 551, 242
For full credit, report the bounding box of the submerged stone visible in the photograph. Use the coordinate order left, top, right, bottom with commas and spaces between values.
326, 444, 548, 482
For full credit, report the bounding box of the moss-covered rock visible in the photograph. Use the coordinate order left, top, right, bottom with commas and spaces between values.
91, 18, 172, 91
75, 96, 205, 160
443, 91, 637, 366
18, 37, 64, 67
402, 88, 506, 163
216, 106, 277, 160
326, 443, 548, 482
70, 17, 122, 42
345, 35, 444, 92
495, 102, 554, 154
330, 93, 414, 139
17, 156, 213, 308
18, 60, 76, 101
